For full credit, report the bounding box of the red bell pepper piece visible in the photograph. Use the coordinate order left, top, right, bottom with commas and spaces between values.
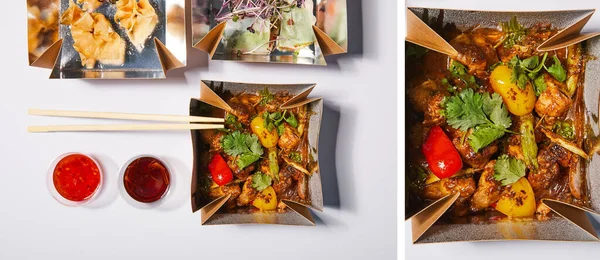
421, 126, 463, 179
208, 154, 233, 186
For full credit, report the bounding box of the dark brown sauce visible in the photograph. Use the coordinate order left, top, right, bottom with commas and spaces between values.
123, 157, 170, 203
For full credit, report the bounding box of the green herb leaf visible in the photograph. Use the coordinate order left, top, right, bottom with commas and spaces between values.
442, 89, 512, 152
222, 131, 264, 169
251, 171, 272, 191
521, 55, 539, 70
469, 125, 506, 153
277, 124, 285, 136
285, 112, 298, 128
450, 60, 476, 86
225, 114, 242, 129
533, 75, 547, 96
500, 16, 526, 48
546, 56, 567, 82
493, 154, 526, 186
259, 87, 274, 106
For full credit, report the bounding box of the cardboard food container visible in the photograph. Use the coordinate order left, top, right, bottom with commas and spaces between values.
27, 0, 186, 79
191, 0, 347, 65
405, 7, 600, 242
189, 80, 324, 225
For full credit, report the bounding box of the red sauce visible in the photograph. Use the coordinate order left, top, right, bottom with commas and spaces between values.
123, 157, 170, 203
53, 154, 101, 202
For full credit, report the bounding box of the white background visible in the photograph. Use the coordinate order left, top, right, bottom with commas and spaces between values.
0, 0, 397, 259
403, 0, 600, 259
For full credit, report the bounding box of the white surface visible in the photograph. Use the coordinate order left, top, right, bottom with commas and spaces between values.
0, 1, 397, 259
403, 0, 600, 259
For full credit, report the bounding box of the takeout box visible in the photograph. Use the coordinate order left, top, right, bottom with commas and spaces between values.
27, 0, 186, 79
405, 7, 600, 242
189, 80, 324, 225
191, 0, 347, 65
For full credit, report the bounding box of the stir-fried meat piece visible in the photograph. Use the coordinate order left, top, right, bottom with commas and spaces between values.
528, 143, 571, 192
450, 32, 499, 75
423, 176, 476, 216
506, 134, 524, 161
450, 130, 498, 168
470, 161, 503, 211
408, 80, 448, 126
225, 154, 255, 180
423, 176, 476, 200
209, 132, 225, 153
278, 123, 301, 151
228, 96, 257, 124
237, 177, 258, 207
209, 184, 241, 208
534, 80, 572, 117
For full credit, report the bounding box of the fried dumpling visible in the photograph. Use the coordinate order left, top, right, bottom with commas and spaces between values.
76, 0, 103, 12
114, 0, 159, 52
61, 3, 126, 68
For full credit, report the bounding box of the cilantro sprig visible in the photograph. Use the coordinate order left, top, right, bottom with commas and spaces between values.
450, 60, 477, 87
251, 171, 272, 191
259, 87, 274, 106
509, 53, 567, 96
498, 16, 526, 48
262, 110, 299, 135
222, 131, 264, 169
493, 154, 526, 186
442, 88, 513, 152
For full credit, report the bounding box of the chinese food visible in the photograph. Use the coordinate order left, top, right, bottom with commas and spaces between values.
27, 0, 59, 60
114, 0, 159, 52
199, 88, 316, 212
59, 0, 159, 68
123, 156, 170, 203
406, 16, 589, 221
215, 0, 317, 55
52, 154, 102, 203
61, 2, 126, 68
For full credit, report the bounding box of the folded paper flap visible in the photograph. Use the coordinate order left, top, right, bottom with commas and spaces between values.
199, 81, 234, 113
154, 38, 185, 72
200, 194, 230, 224
406, 8, 458, 57
279, 85, 316, 109
193, 22, 226, 58
538, 10, 598, 51
541, 199, 599, 239
410, 193, 460, 243
283, 200, 315, 225
407, 7, 597, 57
30, 39, 62, 69
312, 25, 346, 56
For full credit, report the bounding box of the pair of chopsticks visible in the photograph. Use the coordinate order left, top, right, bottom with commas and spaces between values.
27, 109, 224, 133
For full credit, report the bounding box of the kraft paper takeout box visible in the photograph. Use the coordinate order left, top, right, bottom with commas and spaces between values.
27, 0, 186, 79
405, 7, 600, 243
191, 0, 347, 65
189, 80, 324, 225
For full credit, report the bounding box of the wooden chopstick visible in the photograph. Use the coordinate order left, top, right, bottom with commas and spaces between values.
28, 109, 224, 123
27, 124, 225, 133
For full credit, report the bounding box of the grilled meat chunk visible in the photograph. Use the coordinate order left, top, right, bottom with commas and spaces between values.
470, 161, 503, 211
535, 81, 572, 117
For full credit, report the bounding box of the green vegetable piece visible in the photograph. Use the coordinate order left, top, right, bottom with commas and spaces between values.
546, 56, 567, 82
252, 171, 272, 191
259, 87, 274, 106
268, 149, 279, 180
494, 154, 526, 186
500, 16, 526, 48
289, 152, 302, 163
553, 121, 574, 140
285, 112, 299, 128
225, 114, 242, 129
520, 115, 539, 169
